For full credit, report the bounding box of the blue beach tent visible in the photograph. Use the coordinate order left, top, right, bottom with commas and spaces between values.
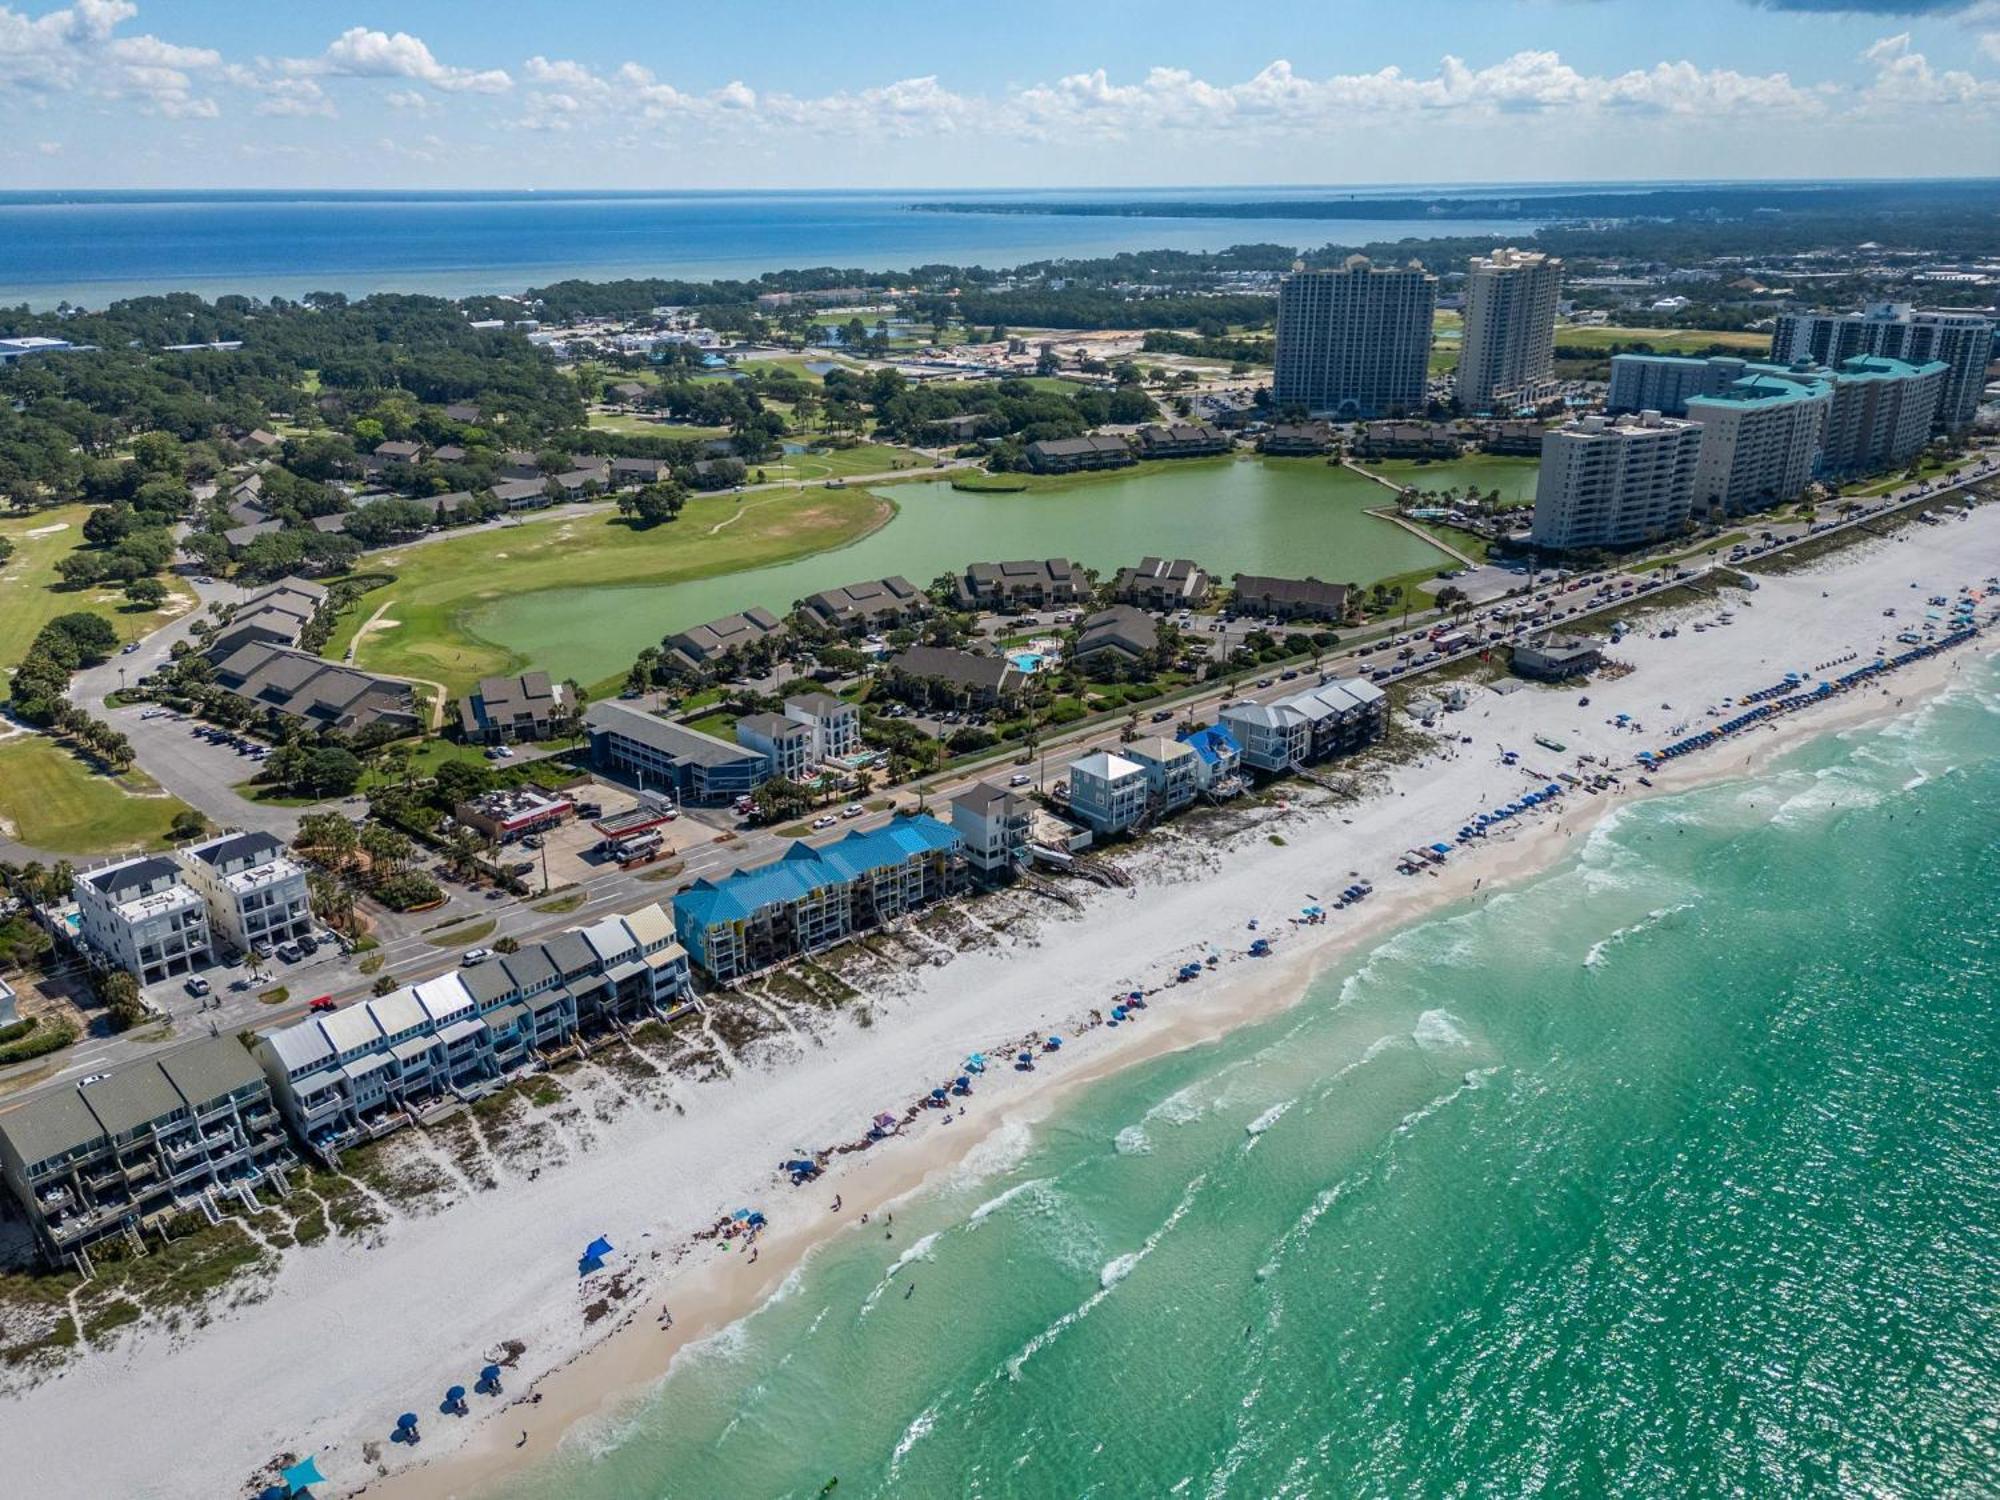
280, 1456, 325, 1494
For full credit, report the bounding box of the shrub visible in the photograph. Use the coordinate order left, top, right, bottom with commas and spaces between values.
0, 1017, 78, 1065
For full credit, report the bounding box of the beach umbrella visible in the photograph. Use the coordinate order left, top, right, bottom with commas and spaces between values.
479, 1363, 503, 1393
445, 1385, 467, 1413
280, 1455, 326, 1495
1017, 1051, 1033, 1064
261, 1487, 290, 1500
1045, 1036, 1062, 1050
733, 1209, 751, 1220
396, 1413, 419, 1434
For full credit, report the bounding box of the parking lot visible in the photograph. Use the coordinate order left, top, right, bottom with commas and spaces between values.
489, 779, 731, 891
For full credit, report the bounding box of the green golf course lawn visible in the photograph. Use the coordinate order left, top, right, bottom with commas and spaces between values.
0, 735, 192, 855
0, 504, 199, 666
325, 487, 895, 698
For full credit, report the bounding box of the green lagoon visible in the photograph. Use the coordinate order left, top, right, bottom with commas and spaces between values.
466, 456, 1477, 688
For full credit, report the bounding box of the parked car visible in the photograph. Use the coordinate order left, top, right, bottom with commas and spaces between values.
308, 995, 338, 1014
1150, 710, 1174, 723
841, 803, 865, 818
811, 815, 838, 831
461, 948, 494, 966
184, 976, 210, 997
1009, 773, 1033, 787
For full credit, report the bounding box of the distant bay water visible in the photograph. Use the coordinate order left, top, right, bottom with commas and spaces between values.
0, 187, 1547, 309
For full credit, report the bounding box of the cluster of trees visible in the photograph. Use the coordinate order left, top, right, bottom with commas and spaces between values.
1140, 330, 1273, 365
8, 613, 129, 771
292, 811, 443, 915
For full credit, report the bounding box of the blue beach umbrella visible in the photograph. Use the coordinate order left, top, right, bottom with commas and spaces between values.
280, 1456, 326, 1493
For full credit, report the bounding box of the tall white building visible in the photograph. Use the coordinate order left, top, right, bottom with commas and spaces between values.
1274, 257, 1436, 419
1530, 412, 1703, 553
1818, 355, 1948, 479
73, 855, 214, 985
1456, 249, 1562, 414
1771, 304, 1992, 430
176, 831, 314, 956
1685, 373, 1832, 516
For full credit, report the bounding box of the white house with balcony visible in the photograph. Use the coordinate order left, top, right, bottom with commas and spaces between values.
176, 831, 312, 956
785, 692, 862, 762
951, 782, 1035, 877
72, 855, 213, 985
1122, 737, 1200, 816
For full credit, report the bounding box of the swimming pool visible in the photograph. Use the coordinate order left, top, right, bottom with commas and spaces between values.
1008, 650, 1047, 673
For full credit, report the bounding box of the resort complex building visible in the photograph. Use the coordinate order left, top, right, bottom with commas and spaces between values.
797, 576, 930, 634
952, 558, 1092, 611
1770, 304, 1992, 429
664, 607, 787, 674
1258, 422, 1334, 456
1024, 435, 1136, 474
1816, 355, 1949, 478
1273, 257, 1437, 419
1456, 248, 1562, 414
205, 642, 420, 736
1134, 423, 1232, 459
586, 700, 771, 805
176, 831, 313, 957
1066, 751, 1151, 836
1113, 557, 1212, 611
1530, 411, 1704, 552
1220, 678, 1388, 773
253, 904, 689, 1160
671, 815, 967, 982
207, 577, 326, 659
458, 671, 574, 744
1612, 351, 1948, 500
0, 1037, 295, 1265
1685, 372, 1832, 516
1072, 606, 1160, 672
73, 855, 214, 985
951, 782, 1036, 879
1231, 575, 1351, 622
885, 645, 1029, 709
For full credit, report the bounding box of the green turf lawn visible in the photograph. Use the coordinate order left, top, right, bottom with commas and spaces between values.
0, 735, 192, 854
1553, 325, 1771, 355
763, 444, 937, 483
321, 488, 895, 697
0, 504, 199, 665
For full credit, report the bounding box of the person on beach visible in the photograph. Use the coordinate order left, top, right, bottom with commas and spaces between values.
832, 1196, 842, 1212
517, 1431, 528, 1448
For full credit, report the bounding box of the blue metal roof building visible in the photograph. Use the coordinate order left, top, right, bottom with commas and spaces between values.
674, 815, 966, 982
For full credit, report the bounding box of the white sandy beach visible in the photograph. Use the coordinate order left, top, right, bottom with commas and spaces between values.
4, 505, 1997, 1500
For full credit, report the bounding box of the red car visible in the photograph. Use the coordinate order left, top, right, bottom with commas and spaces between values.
308, 995, 338, 1014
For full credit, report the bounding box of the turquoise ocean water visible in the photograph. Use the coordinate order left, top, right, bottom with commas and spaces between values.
499, 664, 2000, 1499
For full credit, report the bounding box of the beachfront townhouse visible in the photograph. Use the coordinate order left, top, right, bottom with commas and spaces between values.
735, 712, 818, 783
1221, 679, 1386, 774
1122, 737, 1201, 816
175, 831, 312, 957
785, 692, 861, 762
672, 815, 966, 983
0, 1038, 294, 1267
1113, 557, 1212, 611
951, 782, 1036, 879
1066, 751, 1151, 836
1231, 575, 1352, 623
952, 558, 1092, 612
1177, 723, 1244, 796
73, 855, 214, 985
254, 904, 691, 1160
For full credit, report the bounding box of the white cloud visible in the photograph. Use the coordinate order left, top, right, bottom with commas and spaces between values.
302, 27, 510, 94
254, 78, 334, 118
0, 0, 222, 116
1857, 30, 2000, 106
383, 89, 437, 113
36, 139, 62, 154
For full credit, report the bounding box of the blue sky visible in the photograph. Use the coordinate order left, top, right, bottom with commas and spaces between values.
1, 0, 1996, 187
